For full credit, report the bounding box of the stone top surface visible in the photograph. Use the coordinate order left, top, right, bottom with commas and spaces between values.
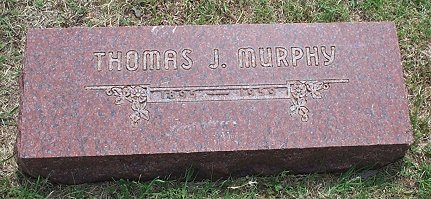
18, 22, 412, 158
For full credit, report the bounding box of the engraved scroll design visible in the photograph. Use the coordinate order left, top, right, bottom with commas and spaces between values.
289, 81, 329, 122
87, 79, 348, 124
105, 85, 150, 124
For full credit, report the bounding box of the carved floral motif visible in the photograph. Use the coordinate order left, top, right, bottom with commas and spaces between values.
105, 85, 149, 124
288, 81, 330, 122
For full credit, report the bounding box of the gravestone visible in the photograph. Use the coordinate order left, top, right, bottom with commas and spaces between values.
17, 22, 412, 184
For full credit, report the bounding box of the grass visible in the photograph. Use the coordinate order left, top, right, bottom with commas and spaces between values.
1, 0, 430, 198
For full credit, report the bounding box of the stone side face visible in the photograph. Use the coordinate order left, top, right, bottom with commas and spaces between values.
18, 145, 410, 184
18, 22, 412, 184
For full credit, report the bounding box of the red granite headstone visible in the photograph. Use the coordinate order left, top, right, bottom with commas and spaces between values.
17, 22, 412, 184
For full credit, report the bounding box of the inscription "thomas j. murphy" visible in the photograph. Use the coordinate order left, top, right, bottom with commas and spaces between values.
93, 45, 336, 71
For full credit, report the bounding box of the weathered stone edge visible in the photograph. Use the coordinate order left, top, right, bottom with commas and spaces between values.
17, 144, 410, 184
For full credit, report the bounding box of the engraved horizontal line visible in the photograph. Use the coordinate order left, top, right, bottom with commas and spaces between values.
149, 85, 287, 92
147, 96, 296, 103
150, 79, 349, 91
205, 92, 230, 96
84, 79, 349, 91
85, 85, 151, 90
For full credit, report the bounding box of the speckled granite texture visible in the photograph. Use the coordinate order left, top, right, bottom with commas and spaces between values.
17, 22, 412, 184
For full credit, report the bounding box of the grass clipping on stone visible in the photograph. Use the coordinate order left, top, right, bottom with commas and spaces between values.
1, 0, 430, 198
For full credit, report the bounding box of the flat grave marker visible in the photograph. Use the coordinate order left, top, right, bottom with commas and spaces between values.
17, 22, 412, 184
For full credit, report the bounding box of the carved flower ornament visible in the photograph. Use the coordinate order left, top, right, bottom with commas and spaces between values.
106, 85, 150, 124
288, 81, 330, 122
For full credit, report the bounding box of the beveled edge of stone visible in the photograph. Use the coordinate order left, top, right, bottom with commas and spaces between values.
17, 143, 410, 184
